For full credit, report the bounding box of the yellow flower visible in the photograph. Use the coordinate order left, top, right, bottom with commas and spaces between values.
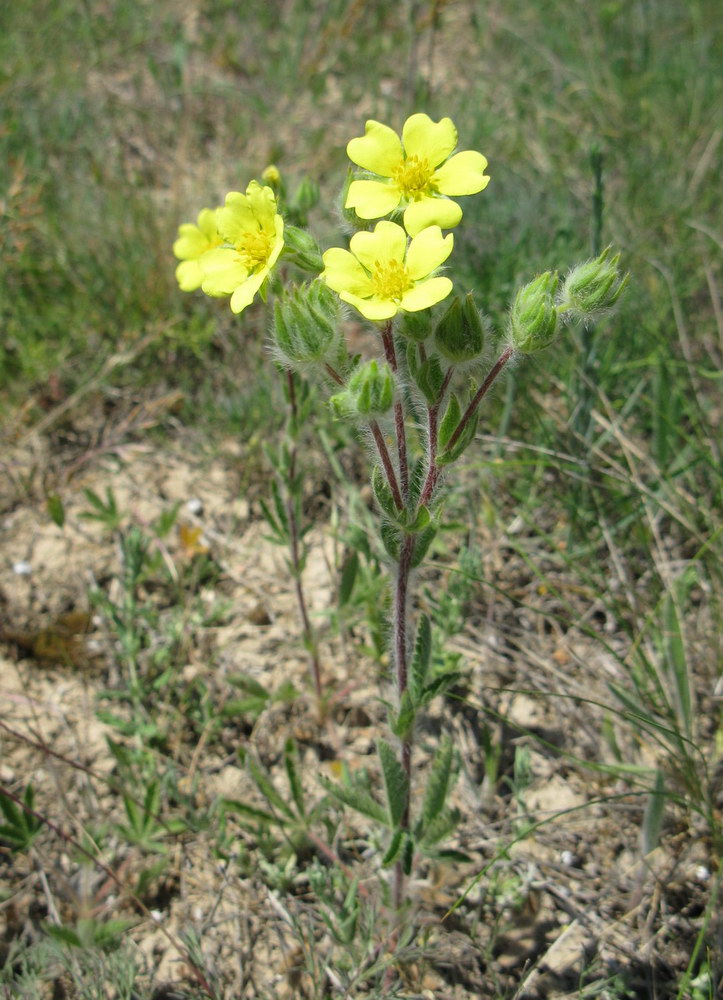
173, 208, 222, 292
345, 113, 489, 236
321, 220, 453, 321
199, 181, 284, 314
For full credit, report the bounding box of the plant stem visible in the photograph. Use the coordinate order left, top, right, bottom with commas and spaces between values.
369, 419, 404, 512
392, 531, 415, 910
419, 366, 454, 508
381, 321, 409, 500
445, 346, 514, 455
285, 370, 323, 704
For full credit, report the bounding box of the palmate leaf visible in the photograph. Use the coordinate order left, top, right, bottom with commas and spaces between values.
377, 740, 409, 830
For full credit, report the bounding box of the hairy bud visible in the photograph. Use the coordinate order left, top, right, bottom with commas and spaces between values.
509, 271, 559, 353
434, 293, 485, 363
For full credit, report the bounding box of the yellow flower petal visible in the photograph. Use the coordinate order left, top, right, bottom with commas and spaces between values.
173, 225, 210, 261
399, 276, 453, 312
403, 197, 463, 236
217, 192, 256, 243
346, 179, 402, 219
322, 248, 374, 297
339, 290, 398, 321
405, 226, 453, 281
401, 113, 457, 167
246, 181, 277, 229
196, 208, 220, 240
175, 259, 204, 292
349, 221, 407, 272
230, 270, 267, 314
199, 248, 249, 296
433, 150, 490, 195
347, 120, 403, 176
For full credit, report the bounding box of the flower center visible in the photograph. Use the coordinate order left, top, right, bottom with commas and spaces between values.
392, 155, 435, 199
236, 227, 272, 270
371, 258, 413, 301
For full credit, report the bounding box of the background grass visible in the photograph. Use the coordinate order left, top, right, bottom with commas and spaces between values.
1, 1, 721, 996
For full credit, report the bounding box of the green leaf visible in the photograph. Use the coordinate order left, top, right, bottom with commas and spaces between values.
437, 409, 479, 465
438, 393, 461, 451
421, 735, 454, 831
372, 464, 399, 520
221, 798, 283, 827
284, 738, 306, 818
381, 520, 401, 562
377, 740, 409, 829
410, 523, 437, 568
419, 807, 461, 848
247, 757, 295, 819
415, 355, 445, 404
227, 674, 270, 699
642, 769, 667, 856
381, 828, 404, 867
410, 614, 432, 702
338, 550, 359, 607
404, 505, 431, 534
46, 493, 65, 527
318, 776, 388, 825
389, 691, 416, 742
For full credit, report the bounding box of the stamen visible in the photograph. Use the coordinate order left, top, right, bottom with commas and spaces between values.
391, 155, 434, 198
371, 258, 413, 301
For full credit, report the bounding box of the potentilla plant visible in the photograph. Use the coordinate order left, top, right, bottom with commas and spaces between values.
174, 112, 627, 912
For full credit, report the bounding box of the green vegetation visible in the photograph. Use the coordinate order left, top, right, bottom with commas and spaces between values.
1, 2, 720, 998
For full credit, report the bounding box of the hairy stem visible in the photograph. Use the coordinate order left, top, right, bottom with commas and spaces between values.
445, 346, 514, 455
392, 531, 415, 910
381, 321, 409, 500
285, 370, 323, 703
369, 419, 404, 512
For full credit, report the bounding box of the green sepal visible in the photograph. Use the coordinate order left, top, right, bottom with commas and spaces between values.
377, 740, 409, 829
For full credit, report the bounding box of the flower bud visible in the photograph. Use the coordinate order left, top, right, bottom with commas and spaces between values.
434, 293, 485, 363
330, 359, 395, 420
273, 281, 342, 369
509, 271, 559, 353
283, 226, 324, 274
399, 309, 432, 343
289, 177, 320, 221
559, 247, 628, 318
262, 164, 282, 188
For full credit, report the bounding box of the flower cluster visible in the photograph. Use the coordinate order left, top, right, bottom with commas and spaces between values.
173, 113, 489, 321
173, 180, 284, 314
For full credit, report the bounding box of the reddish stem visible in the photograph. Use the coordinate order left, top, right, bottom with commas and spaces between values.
445, 346, 514, 455
369, 419, 404, 512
